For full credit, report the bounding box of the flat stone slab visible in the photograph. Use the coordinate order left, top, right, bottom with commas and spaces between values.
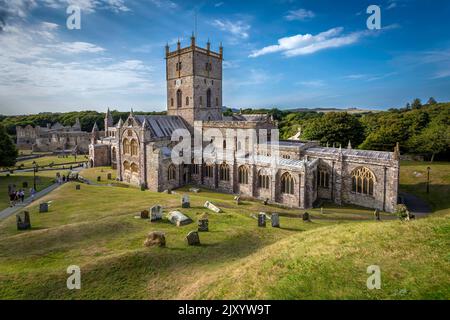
168, 210, 193, 226
189, 188, 200, 193
204, 201, 221, 213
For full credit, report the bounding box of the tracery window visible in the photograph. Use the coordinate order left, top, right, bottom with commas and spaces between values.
351, 167, 375, 196
219, 163, 230, 181
168, 164, 176, 180
238, 166, 249, 184
281, 172, 294, 195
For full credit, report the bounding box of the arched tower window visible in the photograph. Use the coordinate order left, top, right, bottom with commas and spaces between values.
219, 163, 230, 181
206, 88, 211, 108
123, 139, 130, 155
258, 170, 270, 189
168, 164, 176, 180
351, 167, 375, 196
238, 166, 249, 184
131, 139, 138, 156
176, 89, 182, 108
281, 172, 294, 195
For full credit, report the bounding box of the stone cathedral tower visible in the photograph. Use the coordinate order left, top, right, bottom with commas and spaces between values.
165, 35, 223, 128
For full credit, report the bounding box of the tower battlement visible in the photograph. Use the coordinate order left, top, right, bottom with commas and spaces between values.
165, 35, 223, 60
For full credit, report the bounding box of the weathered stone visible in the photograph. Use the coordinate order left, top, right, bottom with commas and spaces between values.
204, 201, 221, 213
186, 231, 200, 245
189, 187, 200, 193
75, 184, 81, 190
140, 210, 149, 219
16, 211, 31, 230
271, 213, 280, 228
168, 210, 193, 226
181, 194, 190, 208
198, 218, 209, 232
144, 231, 166, 247
302, 212, 311, 222
97, 176, 101, 182
234, 195, 241, 205
258, 212, 266, 227
374, 209, 381, 221
150, 205, 163, 221
107, 173, 112, 180
263, 198, 269, 205
39, 202, 48, 213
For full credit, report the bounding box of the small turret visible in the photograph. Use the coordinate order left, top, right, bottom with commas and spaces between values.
347, 140, 352, 149
177, 38, 181, 51
105, 108, 113, 136
219, 42, 223, 58
73, 117, 81, 131
117, 117, 123, 128
165, 43, 169, 56
206, 38, 210, 51
91, 122, 99, 143
191, 33, 196, 47
393, 142, 400, 160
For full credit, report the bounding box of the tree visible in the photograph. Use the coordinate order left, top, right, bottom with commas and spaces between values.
0, 124, 18, 167
411, 98, 422, 110
427, 97, 437, 105
409, 123, 450, 162
302, 112, 365, 147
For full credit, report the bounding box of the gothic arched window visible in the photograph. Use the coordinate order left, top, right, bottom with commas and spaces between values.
123, 139, 130, 155
176, 89, 182, 108
258, 170, 270, 189
168, 164, 176, 180
219, 163, 230, 181
281, 172, 294, 195
238, 166, 249, 184
204, 164, 214, 178
351, 167, 375, 196
130, 139, 138, 156
318, 169, 330, 188
123, 161, 130, 171
130, 163, 139, 173
206, 88, 211, 108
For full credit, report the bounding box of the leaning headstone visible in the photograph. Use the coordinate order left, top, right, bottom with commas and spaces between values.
168, 211, 193, 226
374, 209, 381, 221
16, 211, 31, 230
263, 198, 269, 205
204, 201, 221, 213
271, 213, 280, 228
150, 205, 163, 221
144, 231, 166, 247
189, 187, 200, 193
302, 211, 311, 222
234, 196, 241, 205
186, 231, 200, 246
258, 212, 266, 227
198, 214, 209, 232
39, 202, 48, 213
140, 210, 149, 219
107, 173, 112, 180
75, 184, 81, 190
181, 194, 190, 208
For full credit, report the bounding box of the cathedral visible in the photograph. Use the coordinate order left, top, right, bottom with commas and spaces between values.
89, 36, 399, 213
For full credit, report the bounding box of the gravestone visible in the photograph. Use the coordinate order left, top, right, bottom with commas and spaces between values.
140, 210, 149, 219
75, 184, 81, 190
16, 211, 31, 230
271, 213, 280, 228
189, 187, 200, 193
97, 176, 101, 182
150, 205, 163, 221
234, 196, 241, 205
186, 231, 200, 246
144, 231, 166, 247
168, 211, 193, 226
204, 201, 221, 213
302, 211, 311, 222
181, 194, 190, 208
107, 173, 112, 180
198, 214, 209, 232
374, 209, 381, 221
258, 212, 266, 227
22, 181, 28, 188
39, 202, 48, 213
263, 198, 269, 205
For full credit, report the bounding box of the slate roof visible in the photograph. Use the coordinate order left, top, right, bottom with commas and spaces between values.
134, 115, 189, 138
307, 147, 393, 160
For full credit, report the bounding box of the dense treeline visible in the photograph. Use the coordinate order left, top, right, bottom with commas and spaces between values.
0, 110, 166, 137
233, 99, 450, 161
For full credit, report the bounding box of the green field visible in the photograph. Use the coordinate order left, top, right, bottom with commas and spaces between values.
0, 170, 70, 209
15, 155, 89, 169
0, 161, 448, 299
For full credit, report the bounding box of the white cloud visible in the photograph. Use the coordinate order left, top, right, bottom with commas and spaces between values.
297, 80, 325, 87
386, 2, 397, 10
149, 0, 178, 9
215, 2, 224, 7
249, 27, 365, 58
285, 8, 315, 21
47, 41, 105, 54
211, 19, 250, 40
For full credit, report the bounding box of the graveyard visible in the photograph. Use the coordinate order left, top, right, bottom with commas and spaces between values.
0, 162, 448, 299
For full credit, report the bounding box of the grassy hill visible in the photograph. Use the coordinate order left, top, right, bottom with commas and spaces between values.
0, 161, 448, 299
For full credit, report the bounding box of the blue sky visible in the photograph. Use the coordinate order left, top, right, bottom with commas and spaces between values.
0, 0, 449, 115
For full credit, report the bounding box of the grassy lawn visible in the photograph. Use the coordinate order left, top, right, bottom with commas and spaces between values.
0, 161, 448, 299
399, 161, 450, 215
0, 170, 70, 210
15, 155, 89, 169
79, 167, 118, 185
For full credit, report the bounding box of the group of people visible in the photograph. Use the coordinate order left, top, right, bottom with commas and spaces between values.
8, 184, 36, 207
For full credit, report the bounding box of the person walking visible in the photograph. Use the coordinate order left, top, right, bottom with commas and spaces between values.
19, 189, 25, 203
30, 187, 36, 202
